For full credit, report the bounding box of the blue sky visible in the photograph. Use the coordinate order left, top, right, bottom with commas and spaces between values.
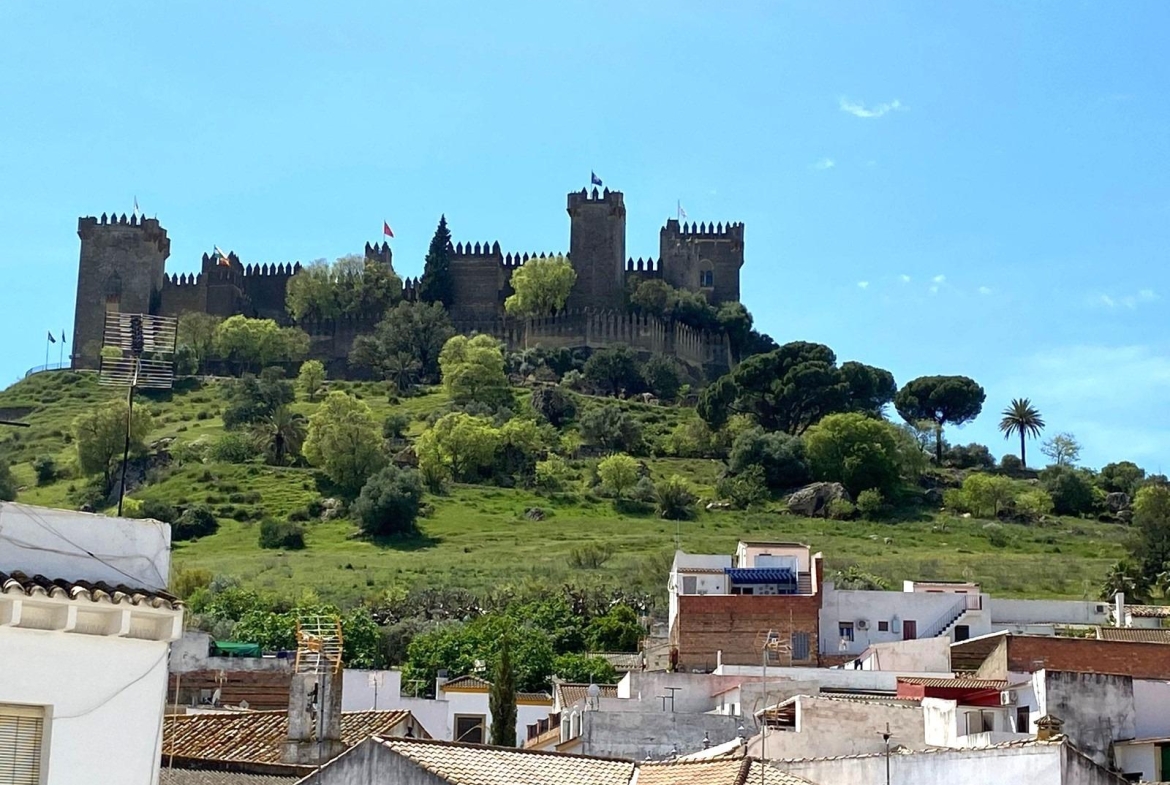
1, 2, 1167, 471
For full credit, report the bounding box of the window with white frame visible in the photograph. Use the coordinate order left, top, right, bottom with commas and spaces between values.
965, 709, 995, 735
454, 714, 485, 744
0, 703, 45, 785
838, 622, 855, 642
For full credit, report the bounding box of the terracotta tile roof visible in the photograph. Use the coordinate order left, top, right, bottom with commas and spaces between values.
379, 737, 635, 785
159, 769, 299, 785
896, 677, 1008, 690
440, 675, 493, 691
163, 710, 414, 764
0, 570, 181, 610
556, 682, 619, 708
1096, 627, 1170, 643
590, 652, 643, 672
1126, 604, 1170, 618
639, 760, 813, 785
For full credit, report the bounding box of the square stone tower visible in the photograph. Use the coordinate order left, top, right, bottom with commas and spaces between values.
566, 187, 626, 311
73, 213, 170, 368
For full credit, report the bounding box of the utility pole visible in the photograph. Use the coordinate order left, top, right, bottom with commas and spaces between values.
881, 722, 892, 785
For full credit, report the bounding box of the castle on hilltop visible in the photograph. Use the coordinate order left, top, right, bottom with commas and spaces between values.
71, 187, 745, 373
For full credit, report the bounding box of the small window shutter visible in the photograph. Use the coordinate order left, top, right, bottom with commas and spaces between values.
0, 704, 44, 785
791, 632, 810, 661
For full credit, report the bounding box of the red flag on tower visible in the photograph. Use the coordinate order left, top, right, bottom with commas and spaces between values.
383, 221, 394, 239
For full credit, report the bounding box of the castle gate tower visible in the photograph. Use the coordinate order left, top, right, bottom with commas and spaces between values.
72, 214, 170, 368
566, 187, 626, 311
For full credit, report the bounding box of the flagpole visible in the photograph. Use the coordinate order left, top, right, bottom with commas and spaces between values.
45, 333, 50, 370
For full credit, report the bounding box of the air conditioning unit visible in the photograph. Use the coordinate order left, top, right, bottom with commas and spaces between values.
856, 619, 870, 631
1000, 690, 1018, 706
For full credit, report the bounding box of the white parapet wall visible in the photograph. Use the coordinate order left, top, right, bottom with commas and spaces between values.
0, 502, 171, 592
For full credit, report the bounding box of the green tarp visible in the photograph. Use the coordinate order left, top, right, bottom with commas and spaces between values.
211, 641, 262, 658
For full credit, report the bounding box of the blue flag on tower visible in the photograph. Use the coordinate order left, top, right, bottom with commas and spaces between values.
591, 171, 603, 187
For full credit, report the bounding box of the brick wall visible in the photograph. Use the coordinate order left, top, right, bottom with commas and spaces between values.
674, 559, 824, 672
993, 636, 1170, 680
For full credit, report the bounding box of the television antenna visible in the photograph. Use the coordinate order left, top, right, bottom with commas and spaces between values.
98, 311, 177, 516
295, 613, 344, 773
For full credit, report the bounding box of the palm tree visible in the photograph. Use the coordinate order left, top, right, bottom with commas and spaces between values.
253, 406, 306, 466
385, 352, 422, 394
998, 398, 1045, 468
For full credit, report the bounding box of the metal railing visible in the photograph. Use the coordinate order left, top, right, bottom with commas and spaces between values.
24, 362, 70, 378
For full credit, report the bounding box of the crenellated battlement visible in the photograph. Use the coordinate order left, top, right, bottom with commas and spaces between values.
451, 240, 503, 259
241, 262, 300, 277
567, 186, 625, 210
77, 214, 170, 253
661, 218, 744, 241
502, 251, 565, 268
625, 257, 660, 273
164, 272, 203, 288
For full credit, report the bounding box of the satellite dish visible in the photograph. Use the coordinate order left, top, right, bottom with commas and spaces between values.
211, 688, 221, 706
239, 700, 250, 711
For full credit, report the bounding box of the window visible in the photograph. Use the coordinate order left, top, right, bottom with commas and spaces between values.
965, 710, 995, 736
699, 267, 714, 287
1016, 706, 1030, 733
681, 576, 697, 594
838, 622, 855, 642
455, 714, 485, 744
791, 631, 810, 661
878, 621, 889, 632
954, 624, 970, 642
0, 704, 45, 785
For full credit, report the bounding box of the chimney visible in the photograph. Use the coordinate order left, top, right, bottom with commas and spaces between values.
1035, 714, 1064, 741
435, 669, 450, 697
1115, 592, 1126, 628
282, 669, 345, 765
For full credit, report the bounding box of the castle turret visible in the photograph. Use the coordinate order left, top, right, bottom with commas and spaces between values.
364, 241, 393, 270
73, 214, 170, 368
567, 187, 626, 311
659, 218, 744, 304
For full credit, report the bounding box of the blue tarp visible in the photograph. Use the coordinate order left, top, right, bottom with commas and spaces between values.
724, 567, 796, 584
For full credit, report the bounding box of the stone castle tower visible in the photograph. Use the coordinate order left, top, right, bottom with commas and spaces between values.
72, 213, 171, 367
566, 187, 626, 311
69, 186, 744, 371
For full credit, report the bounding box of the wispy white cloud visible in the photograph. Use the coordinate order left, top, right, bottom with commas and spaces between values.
857, 281, 869, 289
929, 285, 940, 296
1096, 289, 1158, 310
839, 97, 905, 119
932, 274, 946, 284
899, 274, 911, 284
812, 158, 836, 170
978, 286, 992, 295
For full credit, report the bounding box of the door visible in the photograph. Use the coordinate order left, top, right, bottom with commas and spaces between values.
954, 624, 970, 642
902, 620, 917, 640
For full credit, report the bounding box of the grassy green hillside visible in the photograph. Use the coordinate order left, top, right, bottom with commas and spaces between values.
0, 370, 1123, 606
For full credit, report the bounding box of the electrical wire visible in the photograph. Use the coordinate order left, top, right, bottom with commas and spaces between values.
0, 504, 168, 589
52, 648, 169, 720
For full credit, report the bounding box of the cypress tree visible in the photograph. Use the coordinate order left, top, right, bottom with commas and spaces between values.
419, 215, 455, 308
488, 636, 517, 746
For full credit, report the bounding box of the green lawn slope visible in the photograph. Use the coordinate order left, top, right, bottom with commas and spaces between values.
0, 370, 1123, 606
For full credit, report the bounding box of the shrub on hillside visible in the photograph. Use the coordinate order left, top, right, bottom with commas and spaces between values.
655, 475, 696, 520
142, 498, 177, 524
1041, 466, 1096, 516
662, 418, 721, 459
1000, 454, 1024, 474
1015, 488, 1055, 519
221, 370, 295, 430
642, 355, 683, 402
944, 443, 996, 470
530, 387, 577, 427
173, 504, 219, 541
32, 455, 58, 486
583, 345, 644, 396
728, 428, 810, 490
534, 455, 571, 492
856, 489, 886, 520
580, 405, 643, 453
210, 432, 258, 464
353, 465, 424, 537
828, 499, 857, 520
716, 465, 768, 510
567, 542, 614, 570
258, 518, 306, 550
382, 412, 412, 441
597, 454, 640, 498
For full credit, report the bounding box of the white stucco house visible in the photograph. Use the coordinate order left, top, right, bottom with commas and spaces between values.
0, 502, 183, 785
434, 674, 552, 746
